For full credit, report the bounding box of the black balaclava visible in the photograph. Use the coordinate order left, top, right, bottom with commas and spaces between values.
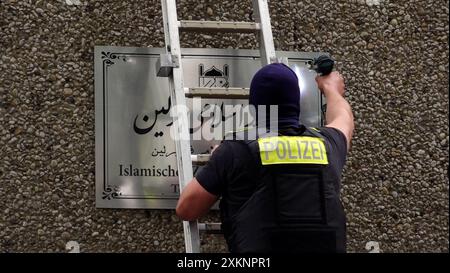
249, 63, 300, 129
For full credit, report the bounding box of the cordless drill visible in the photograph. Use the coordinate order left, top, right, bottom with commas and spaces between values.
313, 55, 334, 126
313, 55, 335, 76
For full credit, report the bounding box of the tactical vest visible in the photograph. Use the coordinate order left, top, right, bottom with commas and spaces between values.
220, 126, 346, 253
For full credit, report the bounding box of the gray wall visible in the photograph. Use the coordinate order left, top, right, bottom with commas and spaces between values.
0, 0, 448, 252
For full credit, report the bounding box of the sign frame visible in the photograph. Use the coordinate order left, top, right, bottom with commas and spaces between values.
95, 46, 326, 209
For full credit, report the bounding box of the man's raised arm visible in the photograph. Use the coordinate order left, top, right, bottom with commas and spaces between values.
316, 71, 354, 149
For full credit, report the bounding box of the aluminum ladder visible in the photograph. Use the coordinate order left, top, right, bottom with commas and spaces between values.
157, 0, 278, 253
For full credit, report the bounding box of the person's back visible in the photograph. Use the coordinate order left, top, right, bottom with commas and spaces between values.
176, 63, 354, 253
197, 124, 348, 252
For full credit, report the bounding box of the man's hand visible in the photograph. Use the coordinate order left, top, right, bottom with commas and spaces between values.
316, 71, 354, 150
315, 71, 345, 97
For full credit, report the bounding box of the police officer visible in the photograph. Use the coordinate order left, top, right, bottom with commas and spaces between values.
176, 63, 354, 253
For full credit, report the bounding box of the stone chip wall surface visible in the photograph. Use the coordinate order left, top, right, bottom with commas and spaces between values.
0, 0, 448, 252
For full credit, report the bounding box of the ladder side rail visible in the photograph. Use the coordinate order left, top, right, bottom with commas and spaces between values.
161, 0, 201, 253
252, 0, 277, 65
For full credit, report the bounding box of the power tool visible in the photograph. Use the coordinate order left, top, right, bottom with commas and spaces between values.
313, 55, 335, 76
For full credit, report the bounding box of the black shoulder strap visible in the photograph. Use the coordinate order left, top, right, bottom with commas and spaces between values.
305, 127, 332, 155
305, 127, 325, 139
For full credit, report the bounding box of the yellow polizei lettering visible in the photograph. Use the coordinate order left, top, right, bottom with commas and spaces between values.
258, 136, 328, 165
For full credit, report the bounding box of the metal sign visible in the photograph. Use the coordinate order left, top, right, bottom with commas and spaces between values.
95, 46, 324, 209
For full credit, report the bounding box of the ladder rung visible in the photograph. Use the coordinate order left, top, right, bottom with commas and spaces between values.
198, 222, 222, 234
185, 87, 250, 99
178, 20, 260, 33
191, 154, 211, 165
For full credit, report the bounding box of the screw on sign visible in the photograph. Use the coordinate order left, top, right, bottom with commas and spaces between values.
365, 241, 381, 253
66, 241, 80, 253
